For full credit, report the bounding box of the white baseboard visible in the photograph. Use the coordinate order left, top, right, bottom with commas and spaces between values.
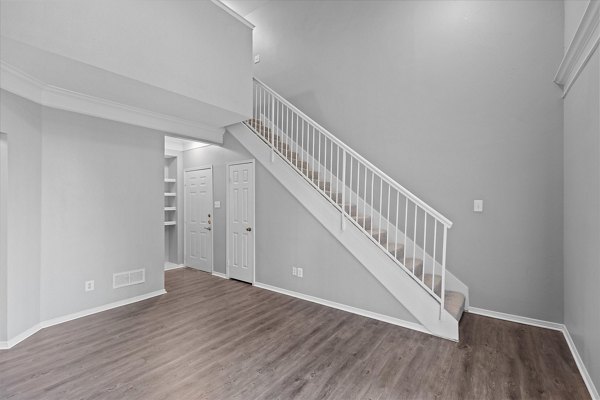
212, 271, 228, 279
562, 326, 600, 400
468, 307, 598, 399
254, 282, 429, 335
467, 306, 564, 331
0, 289, 167, 350
164, 262, 184, 271
0, 323, 42, 350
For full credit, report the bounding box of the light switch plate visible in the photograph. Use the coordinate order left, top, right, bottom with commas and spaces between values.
214, 201, 221, 208
254, 54, 260, 64
85, 280, 95, 292
474, 199, 483, 213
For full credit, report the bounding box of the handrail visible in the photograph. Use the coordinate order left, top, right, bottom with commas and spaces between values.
253, 77, 453, 228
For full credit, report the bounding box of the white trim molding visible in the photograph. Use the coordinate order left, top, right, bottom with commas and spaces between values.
254, 282, 430, 335
210, 0, 255, 29
467, 306, 564, 331
0, 289, 166, 350
562, 328, 600, 400
164, 262, 185, 271
468, 307, 599, 399
212, 271, 229, 279
555, 0, 600, 97
0, 61, 225, 142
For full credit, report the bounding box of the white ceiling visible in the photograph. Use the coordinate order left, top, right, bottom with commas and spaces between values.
221, 0, 271, 17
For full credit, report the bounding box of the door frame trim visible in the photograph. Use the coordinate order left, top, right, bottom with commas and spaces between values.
183, 165, 215, 274
225, 159, 256, 283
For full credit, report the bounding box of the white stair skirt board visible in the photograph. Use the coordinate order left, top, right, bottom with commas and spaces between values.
467, 307, 599, 400
229, 123, 459, 341
0, 289, 166, 350
164, 262, 184, 271
255, 282, 428, 335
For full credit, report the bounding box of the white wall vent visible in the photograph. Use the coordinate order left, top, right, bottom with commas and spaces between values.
113, 268, 146, 289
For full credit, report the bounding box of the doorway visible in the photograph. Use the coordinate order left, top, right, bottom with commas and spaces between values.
226, 160, 255, 283
184, 167, 214, 273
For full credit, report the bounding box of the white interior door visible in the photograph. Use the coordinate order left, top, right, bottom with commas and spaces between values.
185, 167, 213, 272
228, 161, 255, 283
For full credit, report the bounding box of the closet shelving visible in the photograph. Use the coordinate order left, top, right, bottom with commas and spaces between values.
164, 178, 177, 226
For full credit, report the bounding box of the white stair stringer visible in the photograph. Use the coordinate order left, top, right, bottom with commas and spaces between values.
229, 123, 460, 341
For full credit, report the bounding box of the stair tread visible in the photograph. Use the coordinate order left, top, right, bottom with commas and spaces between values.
445, 291, 466, 321
422, 273, 442, 296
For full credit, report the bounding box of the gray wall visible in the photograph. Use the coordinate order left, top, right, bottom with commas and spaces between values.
563, 8, 600, 391
40, 108, 165, 321
0, 90, 42, 340
246, 0, 565, 322
184, 131, 417, 324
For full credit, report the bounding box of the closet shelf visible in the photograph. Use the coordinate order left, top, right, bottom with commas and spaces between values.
164, 207, 177, 211
164, 193, 176, 197
164, 221, 176, 226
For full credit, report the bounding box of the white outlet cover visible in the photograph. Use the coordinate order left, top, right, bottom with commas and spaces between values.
214, 200, 221, 208
85, 280, 95, 292
292, 266, 297, 276
297, 268, 303, 278
474, 199, 483, 212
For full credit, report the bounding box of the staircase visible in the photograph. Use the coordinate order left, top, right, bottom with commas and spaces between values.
236, 78, 467, 340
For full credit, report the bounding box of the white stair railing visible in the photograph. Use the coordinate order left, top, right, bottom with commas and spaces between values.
246, 78, 453, 317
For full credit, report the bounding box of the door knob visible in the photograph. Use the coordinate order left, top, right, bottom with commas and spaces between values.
204, 227, 212, 231
246, 227, 252, 232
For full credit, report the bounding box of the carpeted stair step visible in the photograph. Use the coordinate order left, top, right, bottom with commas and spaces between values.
286, 152, 309, 170
366, 228, 387, 245
324, 190, 343, 203
300, 167, 319, 180
341, 204, 359, 216
386, 242, 404, 259
355, 215, 372, 229
404, 257, 424, 276
422, 273, 442, 297
312, 179, 332, 191
445, 291, 465, 321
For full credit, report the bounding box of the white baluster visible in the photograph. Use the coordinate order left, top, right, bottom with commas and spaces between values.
403, 197, 408, 269
413, 204, 417, 274
440, 225, 447, 318
341, 150, 346, 229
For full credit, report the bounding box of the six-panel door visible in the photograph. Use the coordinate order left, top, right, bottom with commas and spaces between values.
185, 168, 213, 273
228, 162, 255, 283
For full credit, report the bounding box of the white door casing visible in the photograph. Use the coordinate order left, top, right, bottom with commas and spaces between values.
185, 167, 213, 273
227, 161, 255, 283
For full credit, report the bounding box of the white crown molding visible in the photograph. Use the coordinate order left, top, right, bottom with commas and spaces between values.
0, 61, 225, 143
555, 0, 600, 98
210, 0, 255, 29
0, 289, 166, 350
468, 307, 599, 399
254, 282, 430, 335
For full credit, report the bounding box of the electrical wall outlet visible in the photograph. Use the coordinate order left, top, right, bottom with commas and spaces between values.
297, 267, 303, 278
292, 266, 297, 276
85, 280, 95, 292
474, 199, 483, 213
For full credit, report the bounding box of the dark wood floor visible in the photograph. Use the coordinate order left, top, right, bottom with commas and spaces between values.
0, 268, 589, 400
